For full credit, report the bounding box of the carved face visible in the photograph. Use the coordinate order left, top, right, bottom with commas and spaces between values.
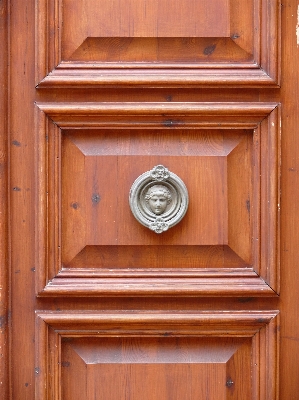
145, 185, 172, 215
148, 191, 168, 214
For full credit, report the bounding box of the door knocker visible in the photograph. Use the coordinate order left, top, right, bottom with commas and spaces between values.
129, 165, 189, 233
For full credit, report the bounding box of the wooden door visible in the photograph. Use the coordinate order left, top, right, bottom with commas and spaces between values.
1, 0, 299, 398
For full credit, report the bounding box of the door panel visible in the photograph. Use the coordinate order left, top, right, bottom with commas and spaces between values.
36, 103, 279, 297
35, 0, 279, 86
36, 311, 278, 399
3, 0, 299, 398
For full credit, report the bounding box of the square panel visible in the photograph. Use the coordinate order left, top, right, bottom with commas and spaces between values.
36, 0, 280, 87
35, 102, 280, 296
35, 311, 279, 400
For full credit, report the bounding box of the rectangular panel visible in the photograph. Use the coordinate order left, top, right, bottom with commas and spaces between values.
35, 311, 279, 400
61, 337, 248, 400
35, 103, 280, 296
61, 130, 250, 264
36, 0, 280, 86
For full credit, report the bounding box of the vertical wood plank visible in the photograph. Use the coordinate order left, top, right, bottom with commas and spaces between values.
0, 0, 10, 398
280, 0, 299, 397
10, 0, 36, 397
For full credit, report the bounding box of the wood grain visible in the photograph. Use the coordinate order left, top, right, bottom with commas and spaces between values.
36, 311, 279, 399
68, 37, 252, 64
37, 102, 278, 128
227, 134, 253, 264
0, 0, 9, 398
62, 337, 249, 400
39, 68, 279, 88
5, 0, 298, 397
65, 245, 250, 269
35, 103, 279, 296
62, 0, 230, 40
42, 274, 275, 297
280, 0, 299, 397
35, 0, 280, 86
62, 152, 227, 247
10, 0, 37, 396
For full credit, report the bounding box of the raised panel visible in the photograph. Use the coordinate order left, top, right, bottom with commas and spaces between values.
35, 102, 280, 296
35, 311, 279, 400
36, 0, 280, 87
61, 337, 250, 400
60, 131, 251, 262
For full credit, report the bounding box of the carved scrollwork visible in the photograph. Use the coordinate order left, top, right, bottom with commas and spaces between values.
150, 165, 170, 181
129, 165, 189, 234
149, 217, 169, 234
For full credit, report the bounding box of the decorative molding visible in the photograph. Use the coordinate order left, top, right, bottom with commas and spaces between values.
35, 0, 280, 87
38, 68, 278, 89
41, 272, 275, 297
129, 165, 189, 233
35, 311, 279, 399
36, 102, 278, 129
35, 102, 280, 297
259, 105, 281, 292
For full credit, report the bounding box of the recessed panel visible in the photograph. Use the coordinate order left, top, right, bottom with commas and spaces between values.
61, 337, 251, 400
35, 311, 279, 399
36, 103, 279, 296
61, 129, 253, 268
36, 0, 280, 86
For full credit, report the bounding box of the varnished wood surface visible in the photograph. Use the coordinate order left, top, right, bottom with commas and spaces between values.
1, 0, 299, 399
0, 0, 9, 399
62, 0, 230, 45
36, 0, 279, 86
35, 311, 279, 399
68, 38, 253, 64
35, 104, 279, 298
279, 0, 299, 397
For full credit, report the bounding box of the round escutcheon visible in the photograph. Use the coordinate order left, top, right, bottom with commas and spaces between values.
129, 165, 189, 234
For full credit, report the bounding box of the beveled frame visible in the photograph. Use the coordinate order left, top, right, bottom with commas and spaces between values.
35, 0, 280, 87
35, 102, 280, 297
35, 310, 279, 400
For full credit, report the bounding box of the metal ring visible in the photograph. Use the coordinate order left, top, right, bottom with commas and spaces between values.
129, 165, 189, 234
